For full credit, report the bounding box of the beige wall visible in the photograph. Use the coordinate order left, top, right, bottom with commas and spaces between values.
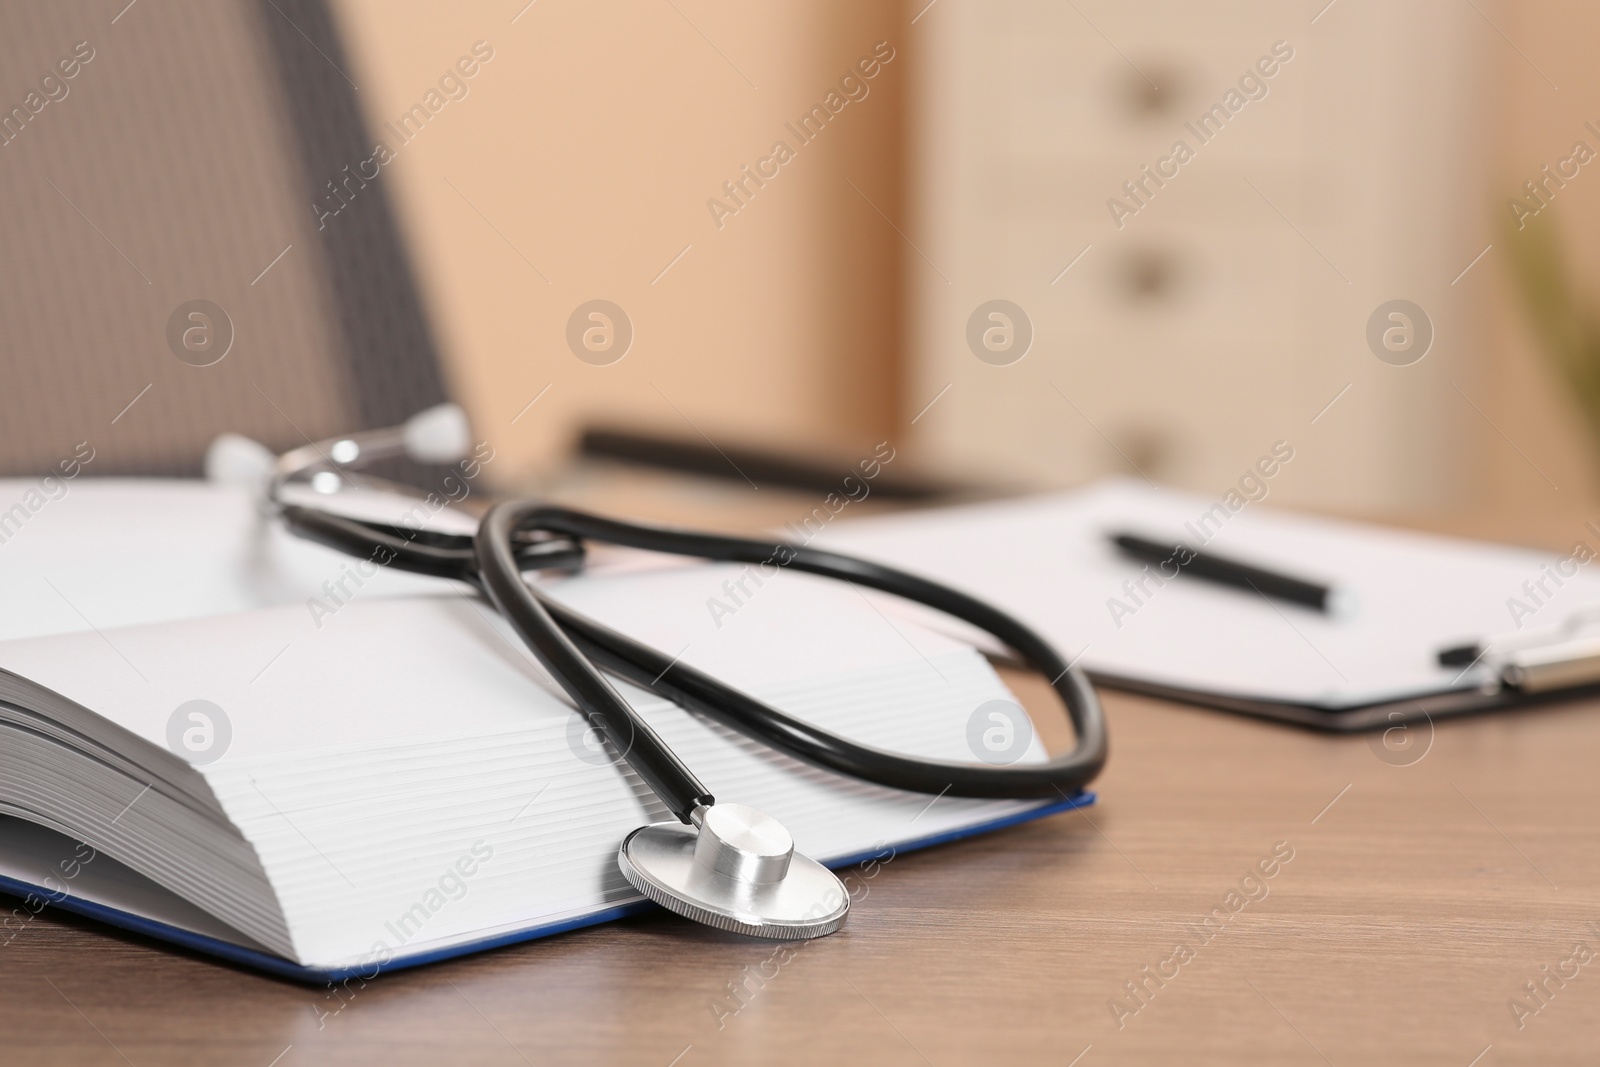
330, 0, 907, 488
331, 0, 1600, 517
1479, 0, 1600, 513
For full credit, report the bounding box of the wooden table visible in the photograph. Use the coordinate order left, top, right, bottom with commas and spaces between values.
7, 472, 1600, 1066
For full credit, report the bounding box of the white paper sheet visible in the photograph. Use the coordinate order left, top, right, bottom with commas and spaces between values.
819, 478, 1600, 707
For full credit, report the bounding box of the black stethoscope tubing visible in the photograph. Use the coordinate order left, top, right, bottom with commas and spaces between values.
282, 499, 1108, 824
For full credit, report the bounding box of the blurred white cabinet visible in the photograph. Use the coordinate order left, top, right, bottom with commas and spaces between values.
906, 0, 1487, 512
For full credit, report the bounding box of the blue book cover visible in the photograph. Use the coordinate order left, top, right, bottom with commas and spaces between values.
0, 793, 1093, 984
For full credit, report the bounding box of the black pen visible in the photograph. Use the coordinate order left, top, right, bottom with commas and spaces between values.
1109, 532, 1348, 615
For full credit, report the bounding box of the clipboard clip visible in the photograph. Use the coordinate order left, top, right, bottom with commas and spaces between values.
1439, 602, 1600, 693
1496, 637, 1600, 692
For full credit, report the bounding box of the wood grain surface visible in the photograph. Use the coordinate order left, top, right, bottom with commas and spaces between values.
5, 482, 1600, 1066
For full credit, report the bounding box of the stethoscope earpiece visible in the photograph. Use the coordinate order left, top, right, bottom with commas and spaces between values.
204, 402, 473, 508
203, 432, 276, 495
618, 803, 850, 939
401, 403, 472, 464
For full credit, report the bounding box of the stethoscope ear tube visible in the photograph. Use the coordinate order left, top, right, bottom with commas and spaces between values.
279, 504, 586, 582
474, 500, 1108, 809
476, 502, 718, 822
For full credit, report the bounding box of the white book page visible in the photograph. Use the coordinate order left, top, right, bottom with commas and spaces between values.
0, 479, 457, 642
0, 562, 977, 760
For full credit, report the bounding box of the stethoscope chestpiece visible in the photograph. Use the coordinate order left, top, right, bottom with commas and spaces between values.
618, 803, 849, 940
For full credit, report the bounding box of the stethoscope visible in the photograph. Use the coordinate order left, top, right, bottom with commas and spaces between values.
207, 405, 1107, 940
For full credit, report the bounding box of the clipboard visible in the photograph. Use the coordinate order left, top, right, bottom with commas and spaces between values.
819, 478, 1600, 731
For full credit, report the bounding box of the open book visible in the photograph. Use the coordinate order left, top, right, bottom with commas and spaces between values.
0, 481, 1081, 980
